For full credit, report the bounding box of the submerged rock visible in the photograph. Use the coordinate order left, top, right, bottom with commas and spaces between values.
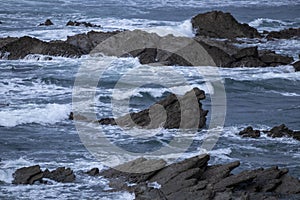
99, 87, 208, 129
39, 19, 54, 26
191, 11, 261, 39
98, 154, 300, 200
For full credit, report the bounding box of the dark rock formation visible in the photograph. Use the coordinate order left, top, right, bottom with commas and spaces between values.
239, 126, 261, 138
293, 60, 300, 72
239, 124, 300, 141
191, 11, 261, 39
39, 19, 54, 26
98, 154, 300, 200
265, 124, 300, 141
267, 28, 300, 40
43, 167, 75, 183
0, 36, 82, 59
66, 20, 101, 28
99, 87, 208, 129
12, 165, 43, 184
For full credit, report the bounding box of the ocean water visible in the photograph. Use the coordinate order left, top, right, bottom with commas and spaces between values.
0, 0, 300, 199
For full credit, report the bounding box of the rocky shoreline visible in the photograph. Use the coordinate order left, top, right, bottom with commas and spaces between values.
12, 154, 300, 200
0, 11, 299, 71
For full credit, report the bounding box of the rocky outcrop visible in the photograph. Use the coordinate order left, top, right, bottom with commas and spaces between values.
0, 36, 82, 59
239, 124, 300, 141
259, 50, 294, 66
293, 60, 300, 72
239, 126, 261, 138
191, 11, 261, 39
12, 166, 76, 184
66, 20, 101, 28
99, 87, 208, 129
93, 154, 300, 200
267, 28, 300, 40
39, 19, 54, 26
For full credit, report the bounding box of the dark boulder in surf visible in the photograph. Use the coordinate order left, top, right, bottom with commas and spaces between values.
292, 60, 300, 72
191, 11, 261, 39
12, 165, 44, 185
39, 19, 54, 26
239, 126, 261, 138
43, 167, 76, 183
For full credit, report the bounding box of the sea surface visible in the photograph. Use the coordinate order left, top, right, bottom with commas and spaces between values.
0, 0, 300, 199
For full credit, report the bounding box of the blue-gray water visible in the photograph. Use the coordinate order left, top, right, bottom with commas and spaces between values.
0, 1, 300, 199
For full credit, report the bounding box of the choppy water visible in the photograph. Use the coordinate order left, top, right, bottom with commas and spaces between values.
0, 0, 300, 199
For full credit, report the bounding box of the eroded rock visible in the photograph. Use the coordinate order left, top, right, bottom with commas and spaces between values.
12, 165, 43, 184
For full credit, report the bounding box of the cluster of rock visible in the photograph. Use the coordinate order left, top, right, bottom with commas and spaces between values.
12, 165, 75, 185
98, 88, 208, 129
12, 154, 300, 199
239, 124, 300, 141
0, 11, 299, 71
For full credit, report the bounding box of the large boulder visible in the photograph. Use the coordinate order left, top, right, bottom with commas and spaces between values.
0, 36, 82, 59
267, 28, 300, 40
259, 50, 294, 66
99, 87, 208, 129
12, 165, 43, 184
191, 11, 261, 39
39, 19, 54, 26
239, 126, 261, 138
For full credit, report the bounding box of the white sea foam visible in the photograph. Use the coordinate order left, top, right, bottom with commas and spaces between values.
0, 103, 71, 127
249, 18, 297, 31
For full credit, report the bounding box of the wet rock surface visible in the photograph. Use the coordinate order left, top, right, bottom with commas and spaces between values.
191, 11, 261, 39
43, 167, 76, 183
99, 87, 208, 129
293, 60, 300, 72
96, 154, 300, 200
239, 126, 261, 138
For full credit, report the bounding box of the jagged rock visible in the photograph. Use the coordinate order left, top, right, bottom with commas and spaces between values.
99, 87, 208, 129
0, 37, 18, 49
66, 20, 101, 28
86, 168, 100, 176
12, 165, 43, 184
267, 28, 300, 40
292, 60, 300, 72
0, 36, 82, 59
259, 50, 294, 66
100, 153, 300, 199
39, 19, 54, 26
191, 11, 261, 39
43, 167, 75, 183
239, 126, 261, 138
